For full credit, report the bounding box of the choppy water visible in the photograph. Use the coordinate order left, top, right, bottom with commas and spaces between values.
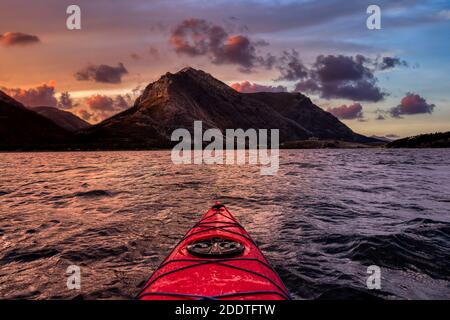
0, 150, 449, 300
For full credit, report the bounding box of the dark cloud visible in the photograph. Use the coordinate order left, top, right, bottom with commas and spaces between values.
75, 63, 128, 84
294, 79, 321, 93
376, 56, 408, 70
0, 32, 40, 46
130, 53, 141, 60
2, 83, 81, 110
293, 54, 386, 102
374, 108, 388, 120
170, 19, 226, 56
57, 92, 78, 109
215, 35, 256, 69
390, 93, 435, 117
320, 79, 385, 102
231, 81, 287, 93
1, 82, 58, 107
326, 103, 364, 120
170, 18, 272, 72
129, 47, 160, 61
386, 134, 400, 139
113, 95, 131, 110
276, 50, 308, 81
314, 54, 370, 82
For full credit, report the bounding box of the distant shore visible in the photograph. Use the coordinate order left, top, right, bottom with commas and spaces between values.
2, 132, 450, 152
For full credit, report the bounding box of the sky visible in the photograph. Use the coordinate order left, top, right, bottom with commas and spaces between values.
0, 0, 449, 138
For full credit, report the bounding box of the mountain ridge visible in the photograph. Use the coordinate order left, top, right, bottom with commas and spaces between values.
31, 106, 91, 132
0, 90, 71, 150
79, 67, 377, 148
0, 68, 382, 150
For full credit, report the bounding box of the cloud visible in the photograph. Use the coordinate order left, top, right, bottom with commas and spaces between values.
170, 19, 226, 56
57, 92, 78, 109
1, 81, 58, 107
74, 63, 128, 84
81, 94, 133, 123
1, 83, 80, 110
215, 35, 256, 68
130, 53, 141, 60
76, 109, 93, 121
0, 32, 40, 46
86, 95, 115, 111
326, 103, 364, 120
276, 50, 308, 81
129, 47, 160, 61
169, 18, 271, 72
293, 54, 386, 102
231, 81, 287, 93
294, 79, 321, 93
148, 46, 160, 59
376, 56, 408, 70
113, 95, 131, 110
390, 93, 435, 117
374, 108, 388, 120
314, 54, 370, 82
386, 134, 399, 139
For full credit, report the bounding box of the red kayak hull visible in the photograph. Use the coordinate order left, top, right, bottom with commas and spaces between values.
137, 204, 290, 300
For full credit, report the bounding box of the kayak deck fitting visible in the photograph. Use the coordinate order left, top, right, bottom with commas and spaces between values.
137, 203, 291, 300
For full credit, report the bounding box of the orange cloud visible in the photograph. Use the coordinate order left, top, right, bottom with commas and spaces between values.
0, 32, 40, 46
1, 81, 57, 107
390, 93, 435, 117
81, 94, 133, 123
231, 81, 287, 93
326, 103, 364, 120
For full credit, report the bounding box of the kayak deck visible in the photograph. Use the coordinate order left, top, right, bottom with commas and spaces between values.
137, 204, 290, 300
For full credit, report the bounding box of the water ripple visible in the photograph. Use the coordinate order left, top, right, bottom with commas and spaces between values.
0, 149, 449, 299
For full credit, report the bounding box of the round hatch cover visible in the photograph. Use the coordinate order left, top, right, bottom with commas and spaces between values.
187, 237, 245, 258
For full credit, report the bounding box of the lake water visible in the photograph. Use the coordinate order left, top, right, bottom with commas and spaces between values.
0, 149, 449, 299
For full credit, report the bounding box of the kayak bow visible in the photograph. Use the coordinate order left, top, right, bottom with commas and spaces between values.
137, 203, 290, 300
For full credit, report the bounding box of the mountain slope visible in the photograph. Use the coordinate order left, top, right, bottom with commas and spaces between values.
0, 91, 70, 149
31, 106, 90, 132
81, 67, 373, 148
247, 91, 373, 142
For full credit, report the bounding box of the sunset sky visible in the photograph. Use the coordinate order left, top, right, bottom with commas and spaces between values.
0, 0, 449, 138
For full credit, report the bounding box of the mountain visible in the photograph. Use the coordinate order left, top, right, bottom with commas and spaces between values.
370, 135, 393, 143
31, 106, 90, 132
248, 91, 374, 142
80, 67, 375, 148
387, 132, 450, 148
0, 90, 70, 150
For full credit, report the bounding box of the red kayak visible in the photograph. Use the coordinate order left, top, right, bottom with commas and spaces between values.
137, 203, 290, 300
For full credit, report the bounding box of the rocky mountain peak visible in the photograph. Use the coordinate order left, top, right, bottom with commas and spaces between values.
136, 67, 236, 107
